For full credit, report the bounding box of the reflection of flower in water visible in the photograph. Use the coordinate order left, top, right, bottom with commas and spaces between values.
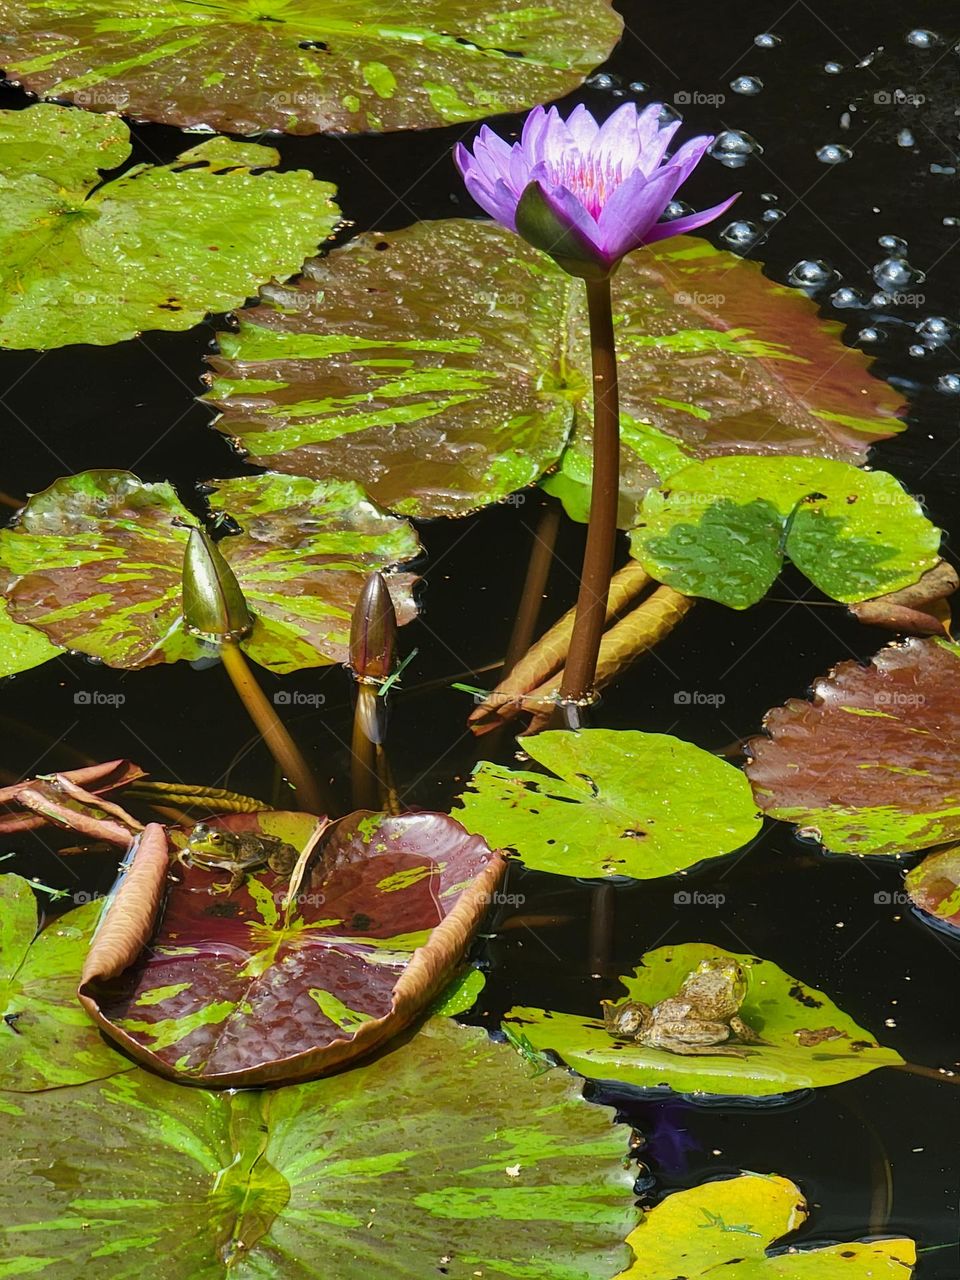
634, 1103, 702, 1177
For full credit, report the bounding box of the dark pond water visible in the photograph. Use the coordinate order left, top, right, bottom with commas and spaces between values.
2, 0, 959, 1273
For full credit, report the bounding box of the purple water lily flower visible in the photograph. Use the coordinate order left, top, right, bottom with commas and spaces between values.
455, 102, 737, 278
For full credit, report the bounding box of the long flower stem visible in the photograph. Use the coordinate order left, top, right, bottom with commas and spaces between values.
557, 276, 620, 727
502, 498, 562, 678
351, 685, 382, 811
219, 641, 331, 816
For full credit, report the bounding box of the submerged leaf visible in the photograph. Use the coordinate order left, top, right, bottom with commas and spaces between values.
618, 1171, 915, 1278
0, 1017, 636, 1279
456, 729, 761, 879
0, 471, 419, 672
0, 874, 132, 1091
81, 810, 505, 1086
0, 0, 623, 136
0, 104, 339, 349
746, 638, 960, 855
629, 456, 939, 609
505, 943, 902, 1098
207, 222, 903, 519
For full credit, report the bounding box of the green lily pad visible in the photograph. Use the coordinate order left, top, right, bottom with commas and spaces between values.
0, 0, 623, 136
455, 729, 761, 879
0, 598, 62, 678
905, 844, 960, 930
618, 1171, 915, 1278
0, 874, 132, 1091
206, 222, 903, 519
0, 470, 419, 673
0, 104, 339, 349
431, 966, 487, 1016
0, 1017, 637, 1278
629, 456, 939, 609
746, 638, 960, 856
505, 943, 902, 1098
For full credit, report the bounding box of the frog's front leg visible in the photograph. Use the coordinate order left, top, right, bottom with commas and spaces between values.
729, 1015, 764, 1044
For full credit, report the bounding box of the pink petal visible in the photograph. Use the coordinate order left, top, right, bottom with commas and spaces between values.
642, 192, 740, 243
636, 102, 666, 148
595, 167, 679, 260
594, 102, 642, 173
520, 105, 555, 165
463, 170, 521, 230
565, 103, 601, 150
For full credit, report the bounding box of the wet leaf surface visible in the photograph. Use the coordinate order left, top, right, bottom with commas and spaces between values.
617, 1170, 915, 1278
0, 1017, 637, 1278
81, 810, 505, 1086
0, 598, 62, 677
0, 470, 419, 672
505, 943, 902, 1098
746, 638, 960, 855
905, 844, 960, 930
0, 874, 132, 1091
207, 222, 903, 519
0, 104, 339, 349
0, 0, 623, 136
629, 456, 939, 609
456, 729, 761, 879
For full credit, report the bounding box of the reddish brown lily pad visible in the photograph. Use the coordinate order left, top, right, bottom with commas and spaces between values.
905, 845, 960, 931
746, 638, 960, 855
0, 760, 144, 842
79, 809, 505, 1087
206, 223, 904, 520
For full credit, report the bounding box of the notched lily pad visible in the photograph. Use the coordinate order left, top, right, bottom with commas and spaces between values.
206, 222, 903, 520
456, 729, 761, 879
80, 810, 506, 1086
504, 943, 902, 1098
0, 103, 339, 349
0, 874, 132, 1091
618, 1170, 915, 1278
0, 1017, 637, 1280
0, 470, 419, 673
746, 638, 960, 855
629, 457, 939, 609
0, 0, 623, 136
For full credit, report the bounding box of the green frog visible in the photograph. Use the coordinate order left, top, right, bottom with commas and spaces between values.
177, 823, 298, 894
602, 957, 762, 1057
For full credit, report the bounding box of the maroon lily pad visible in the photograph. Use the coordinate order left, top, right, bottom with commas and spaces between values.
905, 845, 960, 931
746, 638, 960, 856
79, 809, 505, 1087
0, 760, 144, 842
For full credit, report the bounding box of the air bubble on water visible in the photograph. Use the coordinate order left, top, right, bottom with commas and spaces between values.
897, 129, 916, 148
628, 81, 648, 93
873, 256, 925, 288
879, 234, 908, 252
916, 316, 953, 345
906, 29, 940, 49
858, 327, 884, 343
585, 72, 617, 89
731, 75, 763, 95
754, 33, 781, 48
762, 208, 786, 224
817, 143, 852, 164
831, 286, 867, 308
659, 103, 681, 124
930, 163, 957, 175
760, 192, 779, 202
709, 130, 763, 167
840, 111, 851, 130
720, 220, 760, 250
908, 344, 928, 358
788, 259, 837, 291
856, 49, 881, 68
938, 373, 960, 394
663, 199, 693, 220
943, 216, 959, 226
824, 61, 843, 75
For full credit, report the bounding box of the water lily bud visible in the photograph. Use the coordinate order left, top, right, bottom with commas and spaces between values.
349, 571, 397, 682
182, 526, 253, 642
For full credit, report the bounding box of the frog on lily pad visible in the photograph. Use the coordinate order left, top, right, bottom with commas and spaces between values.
602, 956, 764, 1057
